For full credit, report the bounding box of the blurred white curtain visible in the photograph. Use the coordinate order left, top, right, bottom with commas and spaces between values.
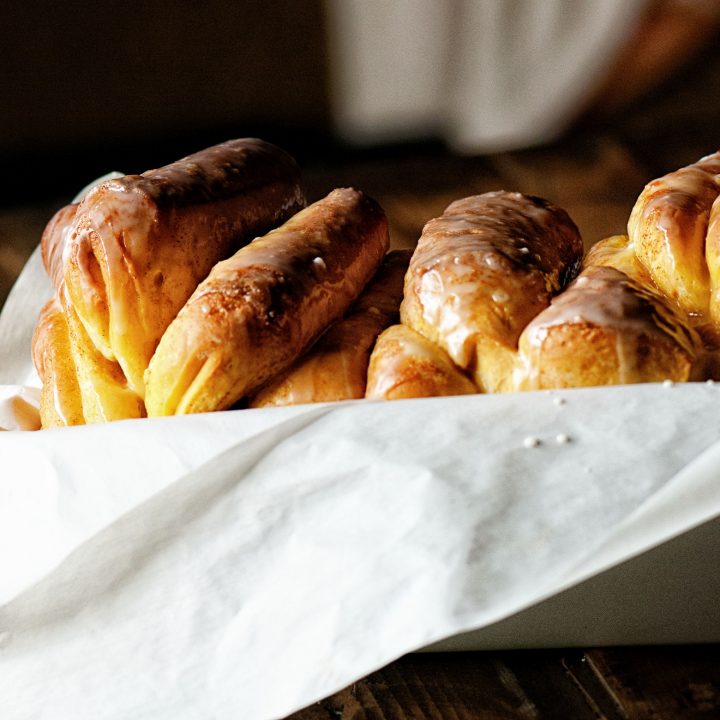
325, 0, 648, 152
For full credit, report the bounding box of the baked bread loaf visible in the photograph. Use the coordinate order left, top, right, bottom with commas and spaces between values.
63, 138, 305, 398
144, 188, 390, 416
250, 248, 410, 407
365, 324, 477, 400
401, 191, 583, 393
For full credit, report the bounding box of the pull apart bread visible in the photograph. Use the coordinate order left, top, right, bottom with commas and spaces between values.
33, 138, 306, 427
30, 146, 720, 427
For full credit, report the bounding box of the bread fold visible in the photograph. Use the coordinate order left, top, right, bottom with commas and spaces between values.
145, 188, 390, 415
32, 299, 85, 428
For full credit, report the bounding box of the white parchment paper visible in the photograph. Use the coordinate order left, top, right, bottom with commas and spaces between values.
1, 248, 719, 720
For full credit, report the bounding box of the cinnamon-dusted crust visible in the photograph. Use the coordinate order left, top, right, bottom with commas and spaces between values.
628, 151, 720, 320
401, 191, 583, 392
365, 324, 477, 401
63, 138, 305, 397
250, 249, 410, 407
145, 188, 390, 416
516, 265, 701, 390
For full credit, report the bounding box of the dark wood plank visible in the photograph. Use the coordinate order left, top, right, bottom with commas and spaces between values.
287, 646, 720, 720
500, 650, 626, 720
319, 653, 544, 720
586, 646, 720, 719
288, 652, 608, 720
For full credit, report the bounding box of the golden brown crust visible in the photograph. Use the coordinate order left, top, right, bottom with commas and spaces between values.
63, 304, 146, 423
365, 324, 478, 400
516, 266, 700, 389
249, 249, 410, 407
628, 151, 720, 320
63, 138, 305, 397
401, 191, 583, 392
32, 299, 85, 428
145, 188, 390, 416
40, 203, 79, 293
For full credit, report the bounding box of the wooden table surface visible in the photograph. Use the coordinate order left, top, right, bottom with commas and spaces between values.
289, 647, 720, 719
2, 128, 719, 719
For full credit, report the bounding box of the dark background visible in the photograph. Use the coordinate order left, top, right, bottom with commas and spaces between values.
2, 1, 332, 205
2, 0, 720, 209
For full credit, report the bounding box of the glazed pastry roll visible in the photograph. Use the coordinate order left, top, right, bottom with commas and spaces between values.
515, 266, 701, 390
401, 191, 583, 393
365, 324, 478, 400
250, 249, 411, 407
628, 151, 720, 322
35, 200, 147, 426
145, 188, 390, 416
63, 138, 305, 396
32, 298, 85, 428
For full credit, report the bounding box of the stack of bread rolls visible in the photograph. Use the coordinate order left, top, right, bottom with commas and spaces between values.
368, 151, 720, 399
31, 144, 720, 428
